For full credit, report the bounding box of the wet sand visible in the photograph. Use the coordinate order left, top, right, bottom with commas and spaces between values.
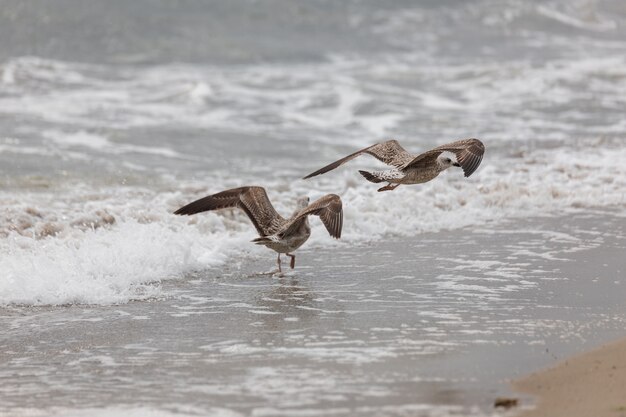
1, 211, 625, 417
514, 336, 626, 417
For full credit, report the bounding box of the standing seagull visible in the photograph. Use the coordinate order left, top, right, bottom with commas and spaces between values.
174, 186, 343, 273
303, 138, 485, 192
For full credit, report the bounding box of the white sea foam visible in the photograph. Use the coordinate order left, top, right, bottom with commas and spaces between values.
0, 185, 272, 305
41, 129, 186, 159
1, 36, 626, 307
44, 130, 112, 150
536, 3, 617, 32
0, 220, 225, 305
1, 52, 625, 143
1, 139, 624, 306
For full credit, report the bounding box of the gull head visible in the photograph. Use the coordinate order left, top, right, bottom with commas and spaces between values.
296, 196, 310, 209
437, 153, 460, 170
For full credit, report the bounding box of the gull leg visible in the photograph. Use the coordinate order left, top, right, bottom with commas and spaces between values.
377, 183, 401, 192
286, 253, 296, 269
276, 253, 282, 273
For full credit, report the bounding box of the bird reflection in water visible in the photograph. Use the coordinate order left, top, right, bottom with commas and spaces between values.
252, 277, 318, 329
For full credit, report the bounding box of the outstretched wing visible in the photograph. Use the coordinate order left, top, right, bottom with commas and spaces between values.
403, 138, 485, 177
281, 194, 343, 239
174, 186, 285, 236
303, 140, 414, 179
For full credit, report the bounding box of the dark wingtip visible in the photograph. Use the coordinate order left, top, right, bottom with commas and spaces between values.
458, 139, 484, 178
336, 208, 343, 239
173, 199, 210, 216
303, 169, 323, 180
471, 138, 485, 147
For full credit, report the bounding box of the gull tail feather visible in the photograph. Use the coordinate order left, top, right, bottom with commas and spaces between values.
252, 236, 277, 245
358, 170, 384, 183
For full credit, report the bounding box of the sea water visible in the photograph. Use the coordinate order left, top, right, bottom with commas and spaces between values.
1, 1, 626, 416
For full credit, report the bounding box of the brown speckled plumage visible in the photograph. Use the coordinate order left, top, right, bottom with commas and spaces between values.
174, 186, 342, 272
303, 139, 485, 192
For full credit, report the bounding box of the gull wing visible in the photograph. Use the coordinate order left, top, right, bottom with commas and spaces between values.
281, 194, 343, 239
303, 140, 414, 179
174, 186, 285, 236
403, 138, 485, 177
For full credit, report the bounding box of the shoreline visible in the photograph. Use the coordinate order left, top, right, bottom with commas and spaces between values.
514, 336, 626, 417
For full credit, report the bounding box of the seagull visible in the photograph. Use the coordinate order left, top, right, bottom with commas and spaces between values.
174, 186, 343, 273
303, 138, 485, 192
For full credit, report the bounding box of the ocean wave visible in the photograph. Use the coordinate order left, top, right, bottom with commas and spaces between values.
2, 53, 626, 143
536, 3, 618, 32
0, 218, 258, 306
1, 141, 624, 306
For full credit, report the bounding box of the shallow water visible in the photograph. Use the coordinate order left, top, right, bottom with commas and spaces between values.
2, 213, 625, 417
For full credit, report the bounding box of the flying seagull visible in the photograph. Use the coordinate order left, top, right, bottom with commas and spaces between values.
174, 186, 343, 273
303, 138, 485, 192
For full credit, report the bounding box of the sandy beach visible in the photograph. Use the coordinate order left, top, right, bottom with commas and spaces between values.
515, 336, 626, 417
